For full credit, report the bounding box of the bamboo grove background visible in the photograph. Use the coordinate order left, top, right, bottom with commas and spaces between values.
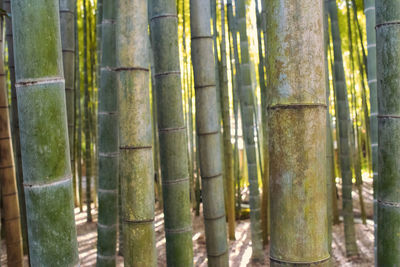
0, 0, 395, 265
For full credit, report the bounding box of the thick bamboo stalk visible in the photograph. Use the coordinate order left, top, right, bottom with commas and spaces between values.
376, 1, 400, 265
149, 0, 194, 265
190, 1, 229, 266
236, 0, 264, 261
0, 9, 24, 265
11, 0, 79, 265
116, 0, 156, 265
266, 0, 330, 265
328, 0, 358, 256
3, 0, 29, 255
96, 0, 118, 265
218, 0, 236, 241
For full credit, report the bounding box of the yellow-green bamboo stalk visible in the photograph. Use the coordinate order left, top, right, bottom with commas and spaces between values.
116, 0, 156, 265
190, 0, 229, 265
267, 0, 330, 265
11, 0, 79, 265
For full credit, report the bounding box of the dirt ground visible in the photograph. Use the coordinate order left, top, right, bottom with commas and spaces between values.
1, 178, 375, 266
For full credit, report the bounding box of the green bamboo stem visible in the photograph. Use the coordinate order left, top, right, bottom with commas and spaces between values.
3, 0, 29, 255
376, 1, 400, 265
116, 0, 156, 265
11, 0, 79, 265
0, 9, 24, 264
60, 0, 76, 207
149, 0, 194, 265
96, 0, 118, 265
227, 0, 241, 217
190, 1, 229, 265
218, 0, 236, 241
328, 0, 358, 256
82, 0, 92, 222
267, 0, 330, 265
236, 0, 264, 261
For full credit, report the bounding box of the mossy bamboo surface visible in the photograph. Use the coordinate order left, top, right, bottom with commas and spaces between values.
218, 0, 236, 241
364, 0, 378, 261
149, 0, 194, 265
190, 1, 228, 266
96, 0, 118, 265
11, 0, 79, 265
266, 0, 330, 266
59, 0, 75, 203
236, 0, 263, 261
376, 1, 400, 265
328, 0, 358, 256
116, 0, 156, 265
3, 0, 29, 255
0, 12, 24, 265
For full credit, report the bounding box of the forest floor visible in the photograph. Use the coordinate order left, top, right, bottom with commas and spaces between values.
1, 177, 374, 266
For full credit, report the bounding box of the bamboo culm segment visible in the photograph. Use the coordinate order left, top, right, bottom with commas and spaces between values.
266, 0, 330, 266
190, 1, 228, 266
218, 0, 236, 241
59, 0, 75, 197
376, 0, 400, 265
3, 0, 29, 255
236, 0, 264, 261
116, 0, 156, 265
328, 0, 358, 256
149, 0, 194, 266
11, 0, 79, 265
96, 0, 118, 266
0, 8, 24, 264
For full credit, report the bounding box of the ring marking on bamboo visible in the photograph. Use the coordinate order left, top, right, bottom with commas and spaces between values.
159, 126, 186, 133
162, 177, 189, 185
114, 67, 149, 72
165, 226, 192, 234
119, 145, 152, 150
99, 152, 119, 158
23, 175, 71, 188
103, 19, 115, 24
62, 49, 75, 53
191, 35, 213, 40
16, 76, 64, 88
367, 43, 376, 49
150, 14, 178, 21
268, 103, 327, 110
270, 255, 331, 265
197, 130, 219, 136
4, 216, 21, 222
377, 114, 400, 119
364, 6, 375, 13
97, 222, 117, 229
97, 254, 116, 260
98, 111, 118, 115
370, 112, 378, 116
65, 87, 74, 91
124, 218, 155, 224
154, 71, 181, 78
98, 188, 118, 194
207, 249, 229, 258
376, 20, 400, 29
0, 73, 6, 76
195, 84, 215, 90
2, 192, 17, 197
377, 199, 400, 208
59, 9, 74, 15
0, 136, 11, 140
201, 173, 222, 180
371, 143, 378, 147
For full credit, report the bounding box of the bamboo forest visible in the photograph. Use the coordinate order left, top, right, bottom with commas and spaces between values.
0, 0, 399, 266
